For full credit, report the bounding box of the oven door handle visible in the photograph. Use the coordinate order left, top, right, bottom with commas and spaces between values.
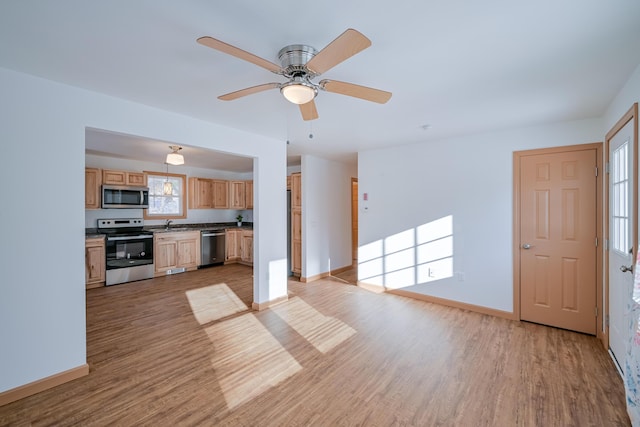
107, 235, 154, 241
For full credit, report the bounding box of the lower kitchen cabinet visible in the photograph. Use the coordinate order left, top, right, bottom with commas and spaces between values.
154, 231, 200, 276
240, 230, 253, 265
85, 236, 105, 289
225, 229, 242, 262
225, 228, 253, 265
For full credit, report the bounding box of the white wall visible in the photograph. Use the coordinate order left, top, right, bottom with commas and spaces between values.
0, 67, 287, 393
85, 154, 253, 227
358, 118, 603, 312
301, 155, 356, 279
604, 63, 640, 131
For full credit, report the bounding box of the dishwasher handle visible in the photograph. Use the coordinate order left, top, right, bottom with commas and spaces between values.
202, 232, 226, 237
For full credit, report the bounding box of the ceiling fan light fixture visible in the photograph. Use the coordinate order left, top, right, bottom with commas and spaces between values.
281, 80, 317, 105
166, 145, 184, 165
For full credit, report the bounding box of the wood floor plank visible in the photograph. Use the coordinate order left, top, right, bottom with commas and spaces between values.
0, 264, 629, 426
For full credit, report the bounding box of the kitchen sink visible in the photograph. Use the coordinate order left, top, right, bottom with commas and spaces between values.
156, 227, 196, 232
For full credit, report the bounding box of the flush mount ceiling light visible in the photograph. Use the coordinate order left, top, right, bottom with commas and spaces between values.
166, 145, 184, 165
280, 76, 318, 105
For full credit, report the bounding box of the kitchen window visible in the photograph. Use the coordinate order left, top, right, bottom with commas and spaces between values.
143, 171, 187, 219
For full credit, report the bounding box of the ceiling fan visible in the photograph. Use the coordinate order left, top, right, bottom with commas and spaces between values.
197, 29, 392, 121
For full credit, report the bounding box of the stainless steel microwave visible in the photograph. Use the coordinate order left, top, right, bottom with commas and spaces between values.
102, 185, 149, 209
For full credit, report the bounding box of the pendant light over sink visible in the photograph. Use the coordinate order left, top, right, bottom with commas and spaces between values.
163, 162, 173, 195
163, 146, 184, 195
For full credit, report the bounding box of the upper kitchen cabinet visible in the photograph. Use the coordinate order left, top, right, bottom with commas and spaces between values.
188, 177, 249, 210
245, 180, 253, 209
188, 177, 214, 209
213, 180, 229, 209
103, 169, 147, 187
229, 181, 246, 209
85, 167, 102, 209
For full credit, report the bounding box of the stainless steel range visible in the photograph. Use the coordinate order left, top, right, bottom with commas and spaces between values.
97, 218, 154, 286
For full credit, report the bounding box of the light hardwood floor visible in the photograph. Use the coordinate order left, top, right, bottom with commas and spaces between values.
0, 264, 629, 426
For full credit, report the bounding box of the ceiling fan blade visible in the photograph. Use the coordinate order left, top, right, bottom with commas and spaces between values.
218, 83, 280, 101
299, 100, 319, 121
320, 80, 392, 104
197, 36, 282, 74
305, 29, 371, 75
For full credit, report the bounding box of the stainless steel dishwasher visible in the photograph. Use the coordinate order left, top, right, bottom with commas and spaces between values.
200, 229, 226, 268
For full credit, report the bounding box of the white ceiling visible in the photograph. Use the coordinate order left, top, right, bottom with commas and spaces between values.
85, 128, 255, 172
2, 1, 640, 172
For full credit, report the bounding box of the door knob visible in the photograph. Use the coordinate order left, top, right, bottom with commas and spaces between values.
522, 243, 532, 249
621, 265, 634, 273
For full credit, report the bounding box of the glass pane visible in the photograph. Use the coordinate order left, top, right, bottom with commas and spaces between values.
147, 175, 184, 216
612, 142, 629, 254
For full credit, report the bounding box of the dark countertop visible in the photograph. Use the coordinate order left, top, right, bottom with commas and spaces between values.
85, 233, 105, 239
86, 222, 253, 236
147, 222, 253, 233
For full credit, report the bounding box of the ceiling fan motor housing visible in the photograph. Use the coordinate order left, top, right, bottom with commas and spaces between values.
278, 44, 318, 78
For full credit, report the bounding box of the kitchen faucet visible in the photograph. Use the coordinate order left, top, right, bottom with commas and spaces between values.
165, 219, 173, 230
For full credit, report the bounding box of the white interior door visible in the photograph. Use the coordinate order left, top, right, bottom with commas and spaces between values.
609, 119, 635, 373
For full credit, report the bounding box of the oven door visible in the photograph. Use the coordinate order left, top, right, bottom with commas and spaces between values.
105, 234, 154, 270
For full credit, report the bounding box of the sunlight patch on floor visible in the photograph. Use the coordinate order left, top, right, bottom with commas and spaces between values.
271, 296, 357, 353
185, 283, 248, 325
205, 313, 302, 410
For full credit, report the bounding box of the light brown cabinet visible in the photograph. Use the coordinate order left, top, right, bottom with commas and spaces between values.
85, 237, 105, 289
85, 168, 102, 209
291, 172, 301, 209
225, 228, 253, 265
103, 169, 147, 187
188, 177, 227, 209
229, 181, 246, 209
225, 229, 242, 261
292, 208, 302, 275
154, 231, 200, 275
240, 230, 253, 264
155, 238, 178, 272
291, 172, 302, 275
188, 177, 253, 210
188, 177, 214, 209
245, 180, 253, 209
213, 180, 229, 209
